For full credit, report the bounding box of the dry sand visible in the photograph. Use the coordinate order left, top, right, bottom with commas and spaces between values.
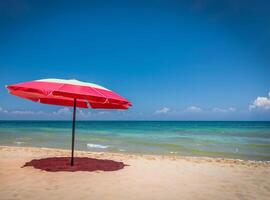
0, 146, 270, 200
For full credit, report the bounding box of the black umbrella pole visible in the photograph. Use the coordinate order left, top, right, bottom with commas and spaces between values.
71, 98, 77, 166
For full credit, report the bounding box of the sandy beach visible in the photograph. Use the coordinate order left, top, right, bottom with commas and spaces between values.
0, 146, 269, 200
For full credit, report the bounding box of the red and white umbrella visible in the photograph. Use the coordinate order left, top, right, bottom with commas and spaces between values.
6, 78, 132, 165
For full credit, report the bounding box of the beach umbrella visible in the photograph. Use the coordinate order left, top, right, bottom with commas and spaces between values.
6, 78, 132, 166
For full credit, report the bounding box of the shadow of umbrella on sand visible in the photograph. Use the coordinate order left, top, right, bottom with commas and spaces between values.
6, 78, 132, 171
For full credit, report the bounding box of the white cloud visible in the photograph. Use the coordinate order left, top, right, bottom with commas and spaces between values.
228, 107, 236, 112
212, 107, 236, 113
212, 107, 226, 112
97, 111, 109, 115
0, 107, 8, 113
155, 107, 170, 114
0, 106, 114, 119
77, 109, 91, 118
0, 105, 112, 119
0, 106, 48, 115
185, 106, 202, 112
52, 107, 71, 115
10, 110, 35, 115
249, 92, 270, 110
77, 110, 111, 118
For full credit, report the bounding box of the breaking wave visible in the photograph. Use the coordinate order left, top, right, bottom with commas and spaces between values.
87, 143, 108, 149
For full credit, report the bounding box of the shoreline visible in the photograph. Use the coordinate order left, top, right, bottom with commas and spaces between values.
1, 145, 270, 167
5, 142, 270, 162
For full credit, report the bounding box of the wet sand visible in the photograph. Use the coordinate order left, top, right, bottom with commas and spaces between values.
0, 146, 270, 200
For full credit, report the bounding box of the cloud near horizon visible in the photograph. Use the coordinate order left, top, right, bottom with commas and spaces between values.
0, 107, 37, 115
52, 107, 71, 115
0, 91, 269, 120
185, 106, 202, 113
0, 106, 110, 119
249, 92, 270, 111
155, 107, 171, 114
212, 107, 236, 112
0, 107, 8, 113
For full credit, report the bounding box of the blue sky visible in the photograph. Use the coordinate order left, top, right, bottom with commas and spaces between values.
0, 0, 270, 120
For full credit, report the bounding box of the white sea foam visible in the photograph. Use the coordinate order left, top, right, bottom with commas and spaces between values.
14, 141, 25, 145
87, 143, 108, 149
119, 149, 126, 152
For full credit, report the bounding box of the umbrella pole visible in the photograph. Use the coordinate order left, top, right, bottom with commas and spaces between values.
71, 98, 77, 166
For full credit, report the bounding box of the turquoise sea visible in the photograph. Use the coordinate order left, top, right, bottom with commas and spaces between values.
0, 121, 270, 161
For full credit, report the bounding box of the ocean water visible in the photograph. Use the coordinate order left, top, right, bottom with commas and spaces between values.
0, 121, 270, 161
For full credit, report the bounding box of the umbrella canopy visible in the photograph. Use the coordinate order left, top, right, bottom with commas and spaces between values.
6, 78, 131, 109
6, 78, 132, 166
